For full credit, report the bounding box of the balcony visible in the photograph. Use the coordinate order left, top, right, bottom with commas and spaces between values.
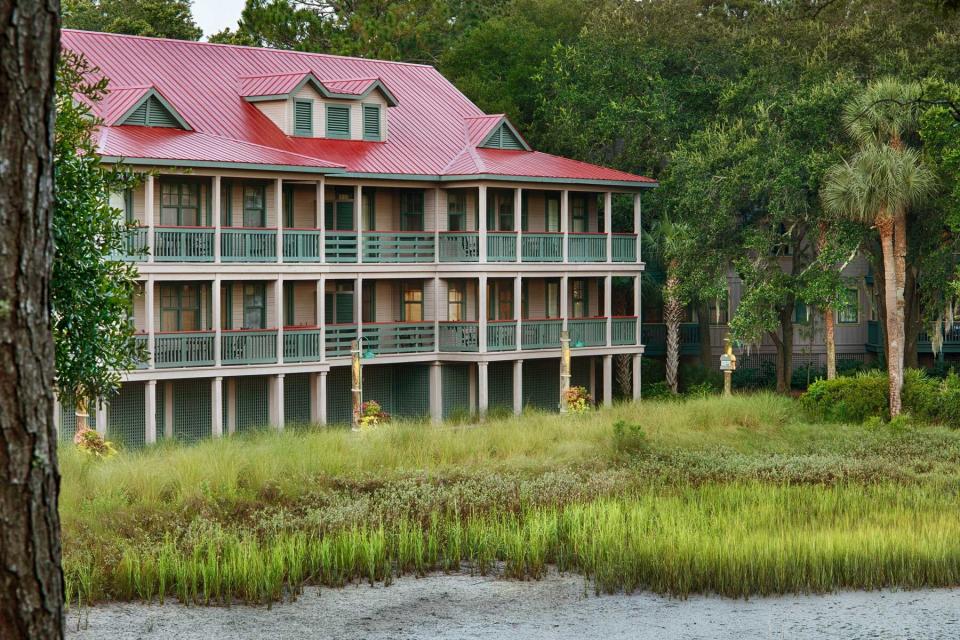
611, 316, 638, 346
325, 232, 359, 263
438, 232, 479, 262
221, 229, 276, 262
641, 323, 701, 356
154, 227, 214, 262
487, 320, 518, 351
487, 232, 518, 262
221, 329, 277, 364
567, 234, 606, 262
363, 322, 435, 354
134, 333, 150, 369
153, 331, 215, 368
438, 321, 479, 352
283, 230, 322, 262
521, 319, 562, 349
363, 232, 434, 263
521, 233, 563, 262
113, 227, 148, 261
325, 324, 357, 357
568, 317, 607, 347
283, 327, 324, 362
612, 234, 638, 262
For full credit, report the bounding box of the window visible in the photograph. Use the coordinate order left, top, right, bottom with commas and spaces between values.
571, 279, 588, 317
159, 284, 202, 331
571, 195, 588, 233
362, 104, 381, 141
838, 288, 859, 324
293, 99, 313, 136
242, 283, 266, 329
486, 281, 513, 320
400, 190, 424, 231
794, 301, 811, 324
243, 183, 266, 227
546, 281, 560, 318
546, 194, 560, 232
326, 104, 350, 138
160, 181, 200, 226
402, 282, 423, 322
521, 191, 529, 232
447, 191, 466, 231
448, 280, 466, 321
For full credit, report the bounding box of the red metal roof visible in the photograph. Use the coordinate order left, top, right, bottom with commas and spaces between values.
63, 30, 655, 185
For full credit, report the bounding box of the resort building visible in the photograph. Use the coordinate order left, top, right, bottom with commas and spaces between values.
57, 30, 654, 444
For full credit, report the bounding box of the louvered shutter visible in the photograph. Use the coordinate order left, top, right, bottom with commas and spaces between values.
294, 100, 313, 136
326, 105, 350, 138
363, 104, 381, 140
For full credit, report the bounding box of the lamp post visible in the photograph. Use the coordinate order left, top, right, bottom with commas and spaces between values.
559, 330, 571, 413
350, 338, 376, 431
720, 337, 737, 397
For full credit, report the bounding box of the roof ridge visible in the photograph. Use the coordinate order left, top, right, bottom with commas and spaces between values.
463, 114, 504, 120
238, 70, 311, 80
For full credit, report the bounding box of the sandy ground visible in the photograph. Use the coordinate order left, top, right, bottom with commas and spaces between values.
66, 572, 960, 640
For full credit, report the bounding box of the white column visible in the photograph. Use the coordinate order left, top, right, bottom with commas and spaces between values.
604, 275, 613, 347
603, 354, 613, 406
53, 393, 61, 440
311, 371, 328, 425
317, 179, 326, 263
512, 359, 523, 416
478, 274, 488, 352
632, 354, 642, 400
355, 184, 363, 264
514, 274, 522, 351
276, 276, 284, 365
317, 276, 326, 361
477, 361, 489, 418
604, 191, 613, 263
560, 274, 569, 331
213, 175, 222, 263
145, 380, 157, 444
634, 192, 642, 263
434, 188, 442, 265
164, 382, 173, 439
145, 174, 155, 263
213, 276, 222, 366
275, 177, 284, 263
272, 373, 285, 430
95, 397, 107, 435
514, 187, 522, 261
430, 361, 442, 424
145, 276, 155, 368
634, 275, 642, 345
560, 189, 569, 262
355, 277, 363, 341
478, 185, 488, 263
433, 276, 441, 352
212, 376, 223, 438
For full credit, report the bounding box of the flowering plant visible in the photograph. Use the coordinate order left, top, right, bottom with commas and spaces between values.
358, 400, 391, 430
564, 386, 592, 414
74, 425, 117, 458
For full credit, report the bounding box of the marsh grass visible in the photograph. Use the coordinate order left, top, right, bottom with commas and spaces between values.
59, 394, 960, 605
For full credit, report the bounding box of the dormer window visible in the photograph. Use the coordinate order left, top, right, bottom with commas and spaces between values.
110, 86, 191, 130
293, 99, 313, 136
326, 104, 350, 139
363, 104, 381, 141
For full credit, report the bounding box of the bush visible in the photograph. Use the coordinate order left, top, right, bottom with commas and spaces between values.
612, 420, 650, 457
641, 357, 666, 389
939, 373, 960, 427
792, 364, 825, 390
902, 369, 940, 423
643, 381, 674, 400
679, 363, 722, 392
732, 360, 777, 390
800, 371, 889, 423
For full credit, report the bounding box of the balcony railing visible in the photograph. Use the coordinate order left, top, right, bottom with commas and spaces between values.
154, 331, 215, 368
918, 323, 960, 353
438, 321, 479, 352
154, 227, 214, 262
612, 233, 638, 262
134, 333, 149, 369
521, 233, 563, 262
324, 232, 358, 263
487, 320, 517, 351
221, 228, 277, 262
363, 232, 435, 263
325, 324, 357, 357
438, 233, 479, 262
283, 230, 322, 262
363, 322, 435, 354
521, 319, 562, 349
611, 316, 638, 346
283, 327, 323, 362
221, 329, 277, 364
568, 317, 607, 347
113, 227, 148, 261
487, 231, 518, 262
641, 323, 700, 356
567, 234, 607, 262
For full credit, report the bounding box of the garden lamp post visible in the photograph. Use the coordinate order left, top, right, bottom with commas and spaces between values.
350, 338, 375, 431
560, 330, 571, 413
720, 337, 737, 397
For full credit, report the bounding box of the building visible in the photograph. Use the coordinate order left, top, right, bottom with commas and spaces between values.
57, 30, 655, 445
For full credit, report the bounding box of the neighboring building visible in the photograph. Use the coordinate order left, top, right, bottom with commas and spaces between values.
57, 30, 654, 445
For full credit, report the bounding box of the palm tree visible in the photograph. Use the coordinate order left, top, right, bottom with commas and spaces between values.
643, 215, 690, 394
822, 79, 936, 415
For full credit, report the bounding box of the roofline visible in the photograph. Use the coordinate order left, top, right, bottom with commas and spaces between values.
100, 156, 345, 175
243, 73, 399, 107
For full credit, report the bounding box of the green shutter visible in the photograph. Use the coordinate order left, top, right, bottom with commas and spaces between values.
123, 95, 182, 128
336, 201, 354, 231
326, 105, 350, 138
480, 123, 526, 150
363, 104, 381, 140
294, 99, 313, 136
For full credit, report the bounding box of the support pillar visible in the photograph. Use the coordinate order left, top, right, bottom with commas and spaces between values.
478, 274, 488, 352
560, 189, 569, 262
632, 354, 642, 400
95, 397, 107, 435
604, 191, 613, 263
430, 361, 443, 424
604, 275, 613, 347
317, 179, 326, 263
145, 380, 157, 444
145, 276, 155, 368
213, 175, 222, 263
512, 359, 523, 415
275, 177, 284, 263
560, 274, 569, 331
311, 371, 328, 425
276, 276, 285, 364
355, 277, 363, 342
213, 276, 222, 366
514, 187, 522, 260
634, 275, 642, 345
272, 373, 285, 430
633, 193, 642, 263
477, 361, 489, 418
53, 393, 61, 440
355, 184, 363, 264
478, 185, 488, 263
145, 174, 155, 263
317, 275, 327, 361
212, 376, 223, 438
514, 274, 522, 351
603, 354, 613, 406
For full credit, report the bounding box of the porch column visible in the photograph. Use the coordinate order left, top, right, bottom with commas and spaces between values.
514, 187, 522, 261
434, 188, 442, 264
560, 274, 569, 331
317, 179, 326, 263
633, 193, 642, 263
478, 185, 488, 263
355, 277, 363, 343
514, 274, 522, 351
634, 275, 642, 345
275, 276, 284, 365
603, 354, 613, 406
317, 276, 326, 361
560, 189, 569, 262
213, 276, 222, 366
275, 177, 284, 263
145, 275, 155, 368
355, 184, 363, 264
478, 274, 488, 352
311, 371, 328, 425
95, 398, 107, 435
145, 174, 155, 263
477, 361, 489, 418
632, 354, 642, 400
430, 361, 442, 424
145, 380, 157, 444
271, 373, 285, 430
512, 359, 523, 415
211, 376, 223, 438
604, 275, 613, 347
213, 175, 222, 263
604, 191, 613, 263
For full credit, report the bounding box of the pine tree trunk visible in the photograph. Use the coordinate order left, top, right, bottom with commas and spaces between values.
0, 2, 63, 638
824, 307, 836, 379
879, 216, 903, 417
663, 274, 682, 394
774, 306, 794, 394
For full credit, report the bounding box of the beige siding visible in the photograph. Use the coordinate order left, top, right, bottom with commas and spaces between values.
133, 288, 146, 333
291, 281, 317, 326
254, 99, 289, 134
291, 186, 317, 228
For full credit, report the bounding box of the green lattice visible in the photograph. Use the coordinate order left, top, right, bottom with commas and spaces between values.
107, 382, 146, 449
442, 364, 471, 419
363, 364, 397, 416
488, 361, 514, 412
572, 356, 592, 391
523, 358, 559, 411
172, 379, 212, 443
284, 373, 312, 427
156, 384, 166, 439
237, 376, 270, 433
326, 367, 352, 426
59, 401, 78, 442
395, 364, 429, 419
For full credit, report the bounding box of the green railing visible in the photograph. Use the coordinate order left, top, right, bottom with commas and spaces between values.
641, 323, 700, 356
154, 227, 214, 262
363, 232, 435, 263
521, 319, 562, 349
221, 228, 277, 262
363, 322, 435, 354
438, 321, 479, 352
324, 232, 358, 263
612, 233, 638, 262
113, 227, 148, 261
521, 233, 563, 262
325, 324, 357, 357
283, 230, 322, 262
154, 331, 215, 368
134, 333, 149, 369
221, 329, 277, 364
568, 317, 607, 346
438, 232, 479, 262
487, 320, 517, 351
612, 317, 638, 346
487, 232, 518, 262
283, 327, 323, 362
567, 234, 607, 262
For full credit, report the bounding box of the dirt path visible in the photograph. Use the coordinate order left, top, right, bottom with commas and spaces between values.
66, 572, 960, 639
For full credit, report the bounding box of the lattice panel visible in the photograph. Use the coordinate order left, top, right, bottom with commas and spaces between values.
284, 373, 312, 427
326, 367, 352, 426
363, 364, 397, 416
571, 356, 591, 390
156, 384, 166, 439
107, 382, 146, 449
523, 358, 560, 412
237, 376, 269, 433
488, 361, 514, 412
395, 364, 429, 419
442, 364, 471, 419
173, 379, 212, 443
59, 400, 78, 442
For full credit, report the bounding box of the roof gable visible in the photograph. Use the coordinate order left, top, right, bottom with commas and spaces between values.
113, 86, 191, 130
467, 115, 531, 151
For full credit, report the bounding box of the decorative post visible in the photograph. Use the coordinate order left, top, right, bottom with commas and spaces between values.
351, 339, 363, 430
720, 337, 737, 397
559, 330, 571, 413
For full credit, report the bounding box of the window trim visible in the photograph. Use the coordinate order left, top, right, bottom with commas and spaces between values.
242, 182, 267, 228
159, 180, 202, 226
159, 283, 202, 332
242, 283, 267, 330
447, 280, 466, 322
401, 281, 424, 322
837, 288, 860, 325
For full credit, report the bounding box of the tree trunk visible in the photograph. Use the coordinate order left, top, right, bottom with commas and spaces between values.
903, 265, 919, 370
663, 274, 682, 394
0, 2, 63, 638
697, 300, 712, 366
880, 216, 904, 417
824, 307, 836, 379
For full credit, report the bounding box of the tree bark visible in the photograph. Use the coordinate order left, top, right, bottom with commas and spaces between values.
880, 216, 904, 417
824, 307, 836, 379
0, 2, 63, 638
771, 305, 794, 394
903, 265, 919, 370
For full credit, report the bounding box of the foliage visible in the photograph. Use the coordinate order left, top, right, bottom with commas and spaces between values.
54, 51, 145, 405
731, 360, 778, 391
564, 386, 592, 414
611, 420, 649, 458
642, 381, 673, 400
73, 425, 116, 459
358, 400, 390, 430
679, 363, 722, 393
63, 0, 203, 40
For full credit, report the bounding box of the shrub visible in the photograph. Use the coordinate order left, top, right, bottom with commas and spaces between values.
74, 425, 116, 459
358, 400, 390, 430
792, 364, 825, 390
644, 381, 674, 400
837, 358, 870, 376
732, 360, 777, 390
565, 386, 592, 414
800, 371, 889, 423
685, 382, 717, 398
612, 420, 650, 457
902, 369, 940, 423
939, 373, 960, 427
679, 363, 722, 392
641, 357, 666, 388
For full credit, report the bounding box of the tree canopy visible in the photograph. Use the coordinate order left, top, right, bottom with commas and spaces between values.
63, 0, 203, 40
